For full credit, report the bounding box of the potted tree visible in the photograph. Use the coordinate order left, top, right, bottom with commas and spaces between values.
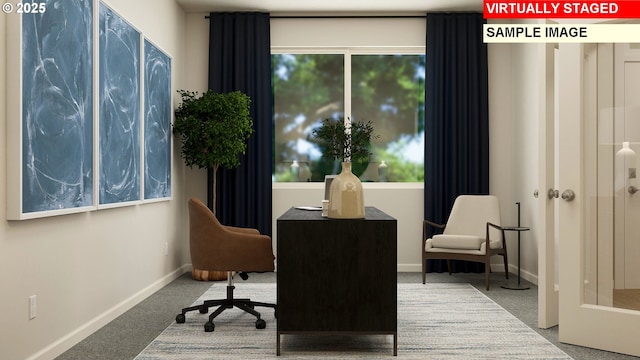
173, 89, 253, 212
173, 89, 253, 280
310, 118, 377, 218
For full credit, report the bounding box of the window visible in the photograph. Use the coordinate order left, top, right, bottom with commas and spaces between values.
273, 51, 424, 182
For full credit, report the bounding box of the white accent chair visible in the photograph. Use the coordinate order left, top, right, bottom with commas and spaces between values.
422, 195, 509, 290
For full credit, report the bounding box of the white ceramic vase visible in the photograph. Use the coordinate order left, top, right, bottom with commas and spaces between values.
328, 162, 365, 219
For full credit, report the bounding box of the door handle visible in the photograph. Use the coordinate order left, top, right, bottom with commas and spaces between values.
561, 189, 576, 201
629, 185, 639, 195
548, 189, 559, 199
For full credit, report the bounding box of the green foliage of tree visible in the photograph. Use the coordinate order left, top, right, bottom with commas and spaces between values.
173, 90, 253, 211
375, 149, 425, 182
351, 55, 425, 137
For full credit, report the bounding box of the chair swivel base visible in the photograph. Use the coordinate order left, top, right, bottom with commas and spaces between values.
175, 284, 277, 332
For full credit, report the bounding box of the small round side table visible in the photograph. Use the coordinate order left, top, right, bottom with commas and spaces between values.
501, 226, 530, 290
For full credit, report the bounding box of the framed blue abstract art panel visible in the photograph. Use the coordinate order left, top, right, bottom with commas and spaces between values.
143, 39, 172, 201
98, 3, 141, 206
7, 0, 95, 219
7, 0, 174, 219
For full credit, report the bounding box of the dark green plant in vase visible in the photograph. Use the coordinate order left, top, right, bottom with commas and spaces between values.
310, 118, 378, 176
173, 90, 253, 214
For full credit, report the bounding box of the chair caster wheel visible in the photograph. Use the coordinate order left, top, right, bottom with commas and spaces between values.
256, 318, 266, 329
199, 306, 208, 314
175, 314, 185, 323
204, 321, 215, 332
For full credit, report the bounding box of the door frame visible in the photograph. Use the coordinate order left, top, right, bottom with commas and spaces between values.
538, 41, 559, 329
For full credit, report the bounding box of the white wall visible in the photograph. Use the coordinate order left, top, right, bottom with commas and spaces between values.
270, 17, 426, 47
482, 41, 521, 274
484, 18, 546, 286
516, 43, 540, 278
509, 40, 546, 282
182, 13, 210, 204
0, 1, 191, 359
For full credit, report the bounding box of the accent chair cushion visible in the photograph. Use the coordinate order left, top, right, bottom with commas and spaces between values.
431, 234, 484, 250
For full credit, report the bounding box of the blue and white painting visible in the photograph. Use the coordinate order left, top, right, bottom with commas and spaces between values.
143, 40, 172, 200
99, 3, 141, 205
21, 0, 94, 213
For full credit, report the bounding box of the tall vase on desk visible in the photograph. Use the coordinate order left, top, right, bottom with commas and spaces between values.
310, 117, 376, 219
328, 162, 365, 219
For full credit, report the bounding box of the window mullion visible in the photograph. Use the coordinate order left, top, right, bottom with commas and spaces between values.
344, 51, 352, 161
344, 50, 352, 126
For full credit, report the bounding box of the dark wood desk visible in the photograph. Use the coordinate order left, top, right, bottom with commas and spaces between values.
276, 207, 397, 356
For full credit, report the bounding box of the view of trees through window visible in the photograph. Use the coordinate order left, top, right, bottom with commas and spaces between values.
273, 52, 425, 182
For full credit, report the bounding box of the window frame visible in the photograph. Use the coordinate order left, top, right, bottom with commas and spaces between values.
272, 46, 426, 186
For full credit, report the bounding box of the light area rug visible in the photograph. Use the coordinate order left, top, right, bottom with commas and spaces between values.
135, 283, 572, 359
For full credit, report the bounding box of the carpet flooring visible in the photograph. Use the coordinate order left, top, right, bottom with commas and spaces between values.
134, 283, 572, 359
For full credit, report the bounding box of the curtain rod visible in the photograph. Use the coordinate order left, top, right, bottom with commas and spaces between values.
205, 15, 427, 19
270, 15, 426, 19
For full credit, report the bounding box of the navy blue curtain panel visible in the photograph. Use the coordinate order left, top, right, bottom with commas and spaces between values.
208, 12, 273, 236
424, 13, 489, 273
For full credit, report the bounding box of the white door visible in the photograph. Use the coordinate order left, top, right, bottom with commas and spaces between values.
557, 42, 640, 357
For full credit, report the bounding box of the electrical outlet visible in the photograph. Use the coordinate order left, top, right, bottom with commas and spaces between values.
164, 241, 168, 256
29, 295, 37, 320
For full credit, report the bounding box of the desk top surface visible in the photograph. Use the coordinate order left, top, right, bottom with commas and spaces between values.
278, 206, 395, 221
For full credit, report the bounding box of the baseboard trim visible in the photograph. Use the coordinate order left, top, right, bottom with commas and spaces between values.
28, 264, 191, 360
398, 264, 422, 272
408, 262, 538, 286
506, 263, 538, 286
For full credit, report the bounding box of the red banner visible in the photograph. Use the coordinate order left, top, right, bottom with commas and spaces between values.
484, 1, 640, 18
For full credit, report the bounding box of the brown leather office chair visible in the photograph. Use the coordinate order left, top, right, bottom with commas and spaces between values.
422, 195, 509, 290
175, 198, 276, 331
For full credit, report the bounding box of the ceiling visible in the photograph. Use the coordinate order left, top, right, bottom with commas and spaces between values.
175, 0, 483, 14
